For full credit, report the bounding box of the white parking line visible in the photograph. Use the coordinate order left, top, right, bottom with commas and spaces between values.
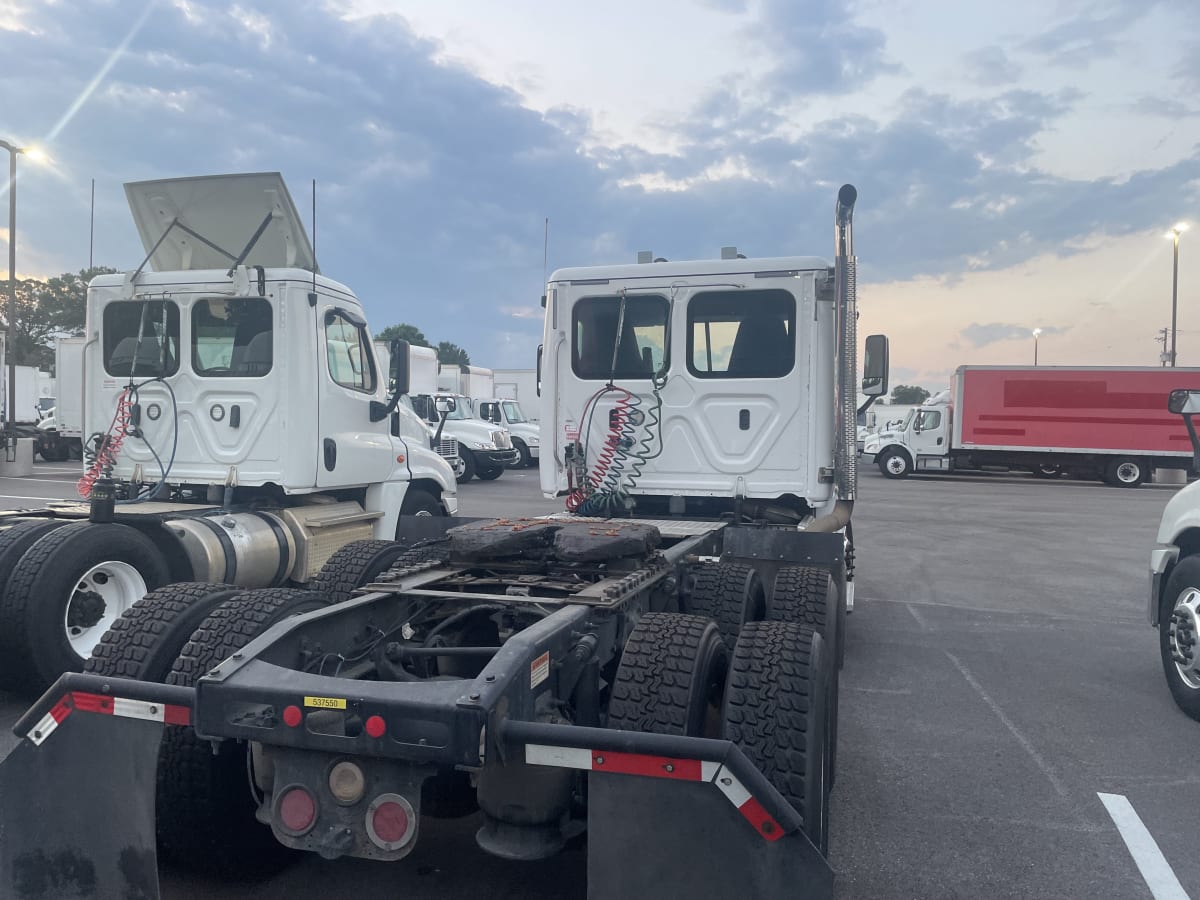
1098, 793, 1190, 900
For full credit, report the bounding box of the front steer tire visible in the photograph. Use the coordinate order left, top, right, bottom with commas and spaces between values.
1159, 556, 1200, 722
157, 587, 332, 878
0, 521, 170, 693
722, 622, 831, 856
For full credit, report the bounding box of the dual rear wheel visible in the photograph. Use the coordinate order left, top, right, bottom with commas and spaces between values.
610, 611, 833, 855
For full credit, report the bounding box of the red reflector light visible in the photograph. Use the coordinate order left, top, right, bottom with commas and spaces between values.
365, 715, 386, 738
277, 786, 316, 835
372, 801, 409, 843
365, 793, 416, 850
282, 705, 302, 727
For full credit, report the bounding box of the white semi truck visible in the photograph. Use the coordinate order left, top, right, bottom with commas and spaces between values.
476, 396, 540, 467
0, 182, 887, 900
0, 172, 459, 694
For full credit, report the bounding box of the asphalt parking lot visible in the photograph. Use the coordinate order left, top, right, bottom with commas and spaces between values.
0, 461, 1193, 899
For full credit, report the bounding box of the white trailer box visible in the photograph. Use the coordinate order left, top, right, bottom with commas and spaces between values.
492, 368, 538, 405
438, 364, 494, 402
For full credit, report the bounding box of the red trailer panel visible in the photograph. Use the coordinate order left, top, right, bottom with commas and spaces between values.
952, 366, 1200, 456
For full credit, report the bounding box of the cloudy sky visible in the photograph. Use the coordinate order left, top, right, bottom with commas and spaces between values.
1, 0, 1198, 388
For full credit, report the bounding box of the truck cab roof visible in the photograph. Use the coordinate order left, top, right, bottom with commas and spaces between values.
549, 255, 830, 284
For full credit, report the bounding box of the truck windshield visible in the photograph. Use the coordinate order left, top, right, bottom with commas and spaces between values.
502, 401, 527, 423
572, 295, 668, 380
192, 298, 273, 377
103, 300, 180, 378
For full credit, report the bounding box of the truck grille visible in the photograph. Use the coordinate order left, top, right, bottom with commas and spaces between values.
492, 431, 512, 449
437, 437, 459, 459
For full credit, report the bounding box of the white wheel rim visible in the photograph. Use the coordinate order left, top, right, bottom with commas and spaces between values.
886, 455, 906, 475
1116, 462, 1140, 483
64, 560, 147, 657
413, 510, 433, 517
1170, 588, 1200, 689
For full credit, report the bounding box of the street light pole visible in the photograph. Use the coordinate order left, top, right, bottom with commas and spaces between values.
0, 139, 20, 437
1168, 222, 1189, 368
1033, 327, 1042, 366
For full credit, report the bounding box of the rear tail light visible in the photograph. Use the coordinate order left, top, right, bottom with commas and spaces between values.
365, 793, 416, 850
276, 785, 317, 836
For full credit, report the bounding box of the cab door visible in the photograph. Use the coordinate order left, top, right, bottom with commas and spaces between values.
908, 407, 948, 458
315, 305, 394, 488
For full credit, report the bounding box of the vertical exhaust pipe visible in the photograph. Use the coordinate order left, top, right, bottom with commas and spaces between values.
805, 184, 857, 533
834, 184, 858, 503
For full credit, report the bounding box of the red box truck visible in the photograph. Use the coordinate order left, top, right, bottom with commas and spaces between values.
862, 366, 1200, 486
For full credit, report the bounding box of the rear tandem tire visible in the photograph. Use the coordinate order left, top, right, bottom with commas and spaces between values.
0, 520, 72, 687
608, 613, 729, 738
157, 587, 332, 878
0, 521, 170, 693
770, 567, 842, 783
1105, 457, 1147, 488
722, 622, 831, 856
309, 538, 409, 604
686, 562, 766, 649
85, 582, 244, 681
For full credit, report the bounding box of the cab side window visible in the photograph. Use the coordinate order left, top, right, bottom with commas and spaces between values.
325, 311, 377, 392
917, 410, 941, 430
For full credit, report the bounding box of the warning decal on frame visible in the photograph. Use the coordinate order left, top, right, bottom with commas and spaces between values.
531, 651, 551, 689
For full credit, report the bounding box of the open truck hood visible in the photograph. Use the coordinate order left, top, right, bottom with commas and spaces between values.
125, 172, 316, 273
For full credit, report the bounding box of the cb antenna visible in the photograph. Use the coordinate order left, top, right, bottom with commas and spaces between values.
543, 216, 549, 287
311, 178, 317, 300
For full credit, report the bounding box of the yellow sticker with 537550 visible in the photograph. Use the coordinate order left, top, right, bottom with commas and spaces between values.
304, 696, 347, 709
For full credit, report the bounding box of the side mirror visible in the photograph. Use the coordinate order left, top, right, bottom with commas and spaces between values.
389, 338, 410, 397
1168, 390, 1200, 415
370, 339, 409, 422
435, 396, 456, 415
861, 334, 889, 397
536, 343, 543, 398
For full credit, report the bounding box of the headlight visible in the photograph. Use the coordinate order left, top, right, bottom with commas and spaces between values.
472, 441, 497, 451
527, 436, 540, 446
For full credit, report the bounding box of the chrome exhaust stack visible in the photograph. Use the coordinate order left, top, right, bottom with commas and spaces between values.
834, 184, 858, 503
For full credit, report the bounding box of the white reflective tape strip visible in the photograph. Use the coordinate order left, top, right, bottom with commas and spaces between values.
27, 711, 60, 747
700, 760, 721, 782
525, 744, 593, 770
711, 765, 752, 808
112, 698, 166, 722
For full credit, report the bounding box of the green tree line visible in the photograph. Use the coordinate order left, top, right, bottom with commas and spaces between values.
0, 266, 117, 371
377, 322, 471, 366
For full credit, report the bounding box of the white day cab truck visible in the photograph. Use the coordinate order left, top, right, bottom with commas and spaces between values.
410, 361, 519, 482
863, 366, 1200, 487
0, 172, 459, 696
477, 396, 540, 467
0, 182, 888, 900
1150, 389, 1200, 720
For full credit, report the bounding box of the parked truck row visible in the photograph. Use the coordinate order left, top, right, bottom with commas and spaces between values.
0, 174, 886, 900
864, 365, 1200, 487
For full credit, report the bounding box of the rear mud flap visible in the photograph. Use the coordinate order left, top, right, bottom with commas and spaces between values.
0, 675, 193, 900
588, 770, 833, 900
506, 720, 834, 900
